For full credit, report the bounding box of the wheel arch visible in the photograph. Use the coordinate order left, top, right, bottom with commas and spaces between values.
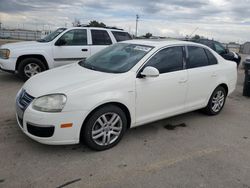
15, 54, 49, 71
217, 83, 228, 96
79, 102, 132, 141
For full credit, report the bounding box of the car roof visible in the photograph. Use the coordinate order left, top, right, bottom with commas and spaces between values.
67, 27, 126, 32
121, 39, 207, 48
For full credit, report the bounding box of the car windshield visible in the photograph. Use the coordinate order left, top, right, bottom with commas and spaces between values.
79, 43, 153, 73
37, 28, 66, 42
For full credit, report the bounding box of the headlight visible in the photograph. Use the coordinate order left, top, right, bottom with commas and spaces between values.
32, 94, 67, 112
0, 49, 10, 59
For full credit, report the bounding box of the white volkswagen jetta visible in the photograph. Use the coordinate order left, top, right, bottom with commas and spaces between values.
16, 40, 237, 150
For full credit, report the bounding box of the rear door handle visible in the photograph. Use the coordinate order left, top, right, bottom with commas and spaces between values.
179, 78, 187, 83
211, 73, 217, 77
81, 49, 88, 52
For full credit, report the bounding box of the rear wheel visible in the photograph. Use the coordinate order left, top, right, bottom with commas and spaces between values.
203, 86, 227, 115
82, 105, 127, 151
18, 58, 46, 80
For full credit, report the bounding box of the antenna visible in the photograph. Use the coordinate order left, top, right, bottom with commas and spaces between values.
135, 14, 139, 37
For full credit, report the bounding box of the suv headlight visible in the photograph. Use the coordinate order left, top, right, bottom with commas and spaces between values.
0, 49, 10, 59
32, 94, 67, 112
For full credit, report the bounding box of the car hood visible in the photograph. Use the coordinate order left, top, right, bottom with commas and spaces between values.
1, 41, 44, 50
23, 63, 119, 97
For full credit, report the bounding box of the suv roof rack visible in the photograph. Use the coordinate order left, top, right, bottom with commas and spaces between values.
77, 24, 124, 31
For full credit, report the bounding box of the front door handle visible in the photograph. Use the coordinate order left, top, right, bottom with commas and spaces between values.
81, 49, 88, 52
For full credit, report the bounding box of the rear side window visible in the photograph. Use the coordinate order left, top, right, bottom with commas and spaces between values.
205, 49, 218, 65
146, 46, 184, 74
111, 31, 132, 42
187, 46, 209, 69
91, 30, 112, 45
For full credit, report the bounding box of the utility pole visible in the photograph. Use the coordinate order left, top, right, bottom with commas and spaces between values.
135, 14, 139, 38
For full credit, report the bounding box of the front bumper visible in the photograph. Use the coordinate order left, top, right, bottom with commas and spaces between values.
16, 100, 88, 145
0, 57, 17, 72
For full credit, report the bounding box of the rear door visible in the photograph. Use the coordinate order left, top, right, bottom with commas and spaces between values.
53, 29, 90, 67
185, 46, 219, 111
90, 29, 113, 56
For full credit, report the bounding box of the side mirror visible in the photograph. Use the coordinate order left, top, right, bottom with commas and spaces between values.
225, 48, 229, 53
55, 39, 67, 46
140, 66, 159, 78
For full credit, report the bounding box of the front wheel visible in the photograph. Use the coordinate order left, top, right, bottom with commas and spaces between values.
203, 86, 227, 115
82, 105, 127, 151
18, 58, 46, 80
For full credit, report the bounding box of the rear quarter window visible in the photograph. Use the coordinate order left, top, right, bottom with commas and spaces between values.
205, 49, 218, 65
111, 31, 132, 42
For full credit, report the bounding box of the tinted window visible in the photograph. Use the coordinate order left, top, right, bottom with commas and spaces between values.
214, 42, 226, 54
58, 29, 87, 46
146, 46, 184, 74
112, 31, 132, 42
205, 49, 218, 65
198, 40, 214, 49
187, 46, 209, 68
91, 30, 112, 45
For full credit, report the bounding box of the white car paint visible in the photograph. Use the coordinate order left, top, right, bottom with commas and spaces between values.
15, 40, 237, 145
0, 27, 130, 72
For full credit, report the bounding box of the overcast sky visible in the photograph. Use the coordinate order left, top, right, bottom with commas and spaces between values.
0, 0, 250, 43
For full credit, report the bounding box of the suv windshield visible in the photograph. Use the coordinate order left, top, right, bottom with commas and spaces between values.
37, 28, 66, 42
79, 43, 153, 73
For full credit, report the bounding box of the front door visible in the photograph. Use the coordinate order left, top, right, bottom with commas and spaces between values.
135, 46, 188, 125
53, 29, 90, 67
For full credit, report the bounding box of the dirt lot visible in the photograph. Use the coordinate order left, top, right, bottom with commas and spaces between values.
0, 68, 250, 188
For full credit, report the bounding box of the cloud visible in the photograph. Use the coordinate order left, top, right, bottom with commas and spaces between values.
0, 0, 249, 42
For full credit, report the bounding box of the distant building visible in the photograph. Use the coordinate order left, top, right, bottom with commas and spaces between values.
240, 42, 250, 54
225, 42, 241, 53
0, 29, 42, 40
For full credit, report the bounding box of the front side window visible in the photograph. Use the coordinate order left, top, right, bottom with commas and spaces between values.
57, 29, 87, 46
187, 46, 209, 69
145, 46, 184, 74
79, 43, 153, 73
112, 31, 132, 42
91, 30, 112, 45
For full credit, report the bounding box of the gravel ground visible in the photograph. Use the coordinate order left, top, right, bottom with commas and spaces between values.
0, 66, 250, 188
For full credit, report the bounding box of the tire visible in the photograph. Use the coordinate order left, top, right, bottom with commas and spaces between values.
18, 58, 46, 80
82, 105, 127, 151
203, 86, 227, 115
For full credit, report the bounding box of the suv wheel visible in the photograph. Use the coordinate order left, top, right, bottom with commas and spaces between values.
82, 105, 127, 151
18, 58, 46, 80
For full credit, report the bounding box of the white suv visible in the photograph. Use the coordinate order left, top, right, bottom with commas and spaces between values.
0, 27, 131, 80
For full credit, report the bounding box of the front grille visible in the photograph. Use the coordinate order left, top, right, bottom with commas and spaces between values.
17, 90, 34, 110
27, 123, 55, 137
